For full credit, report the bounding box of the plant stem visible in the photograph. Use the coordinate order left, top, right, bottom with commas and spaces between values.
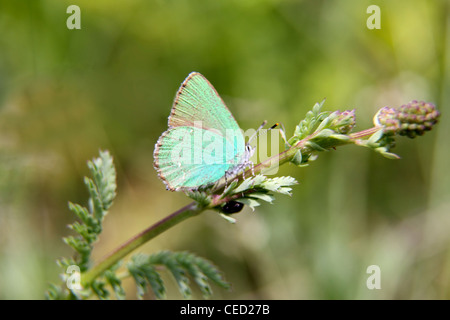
242, 126, 379, 178
81, 201, 202, 287
81, 126, 379, 288
349, 127, 380, 139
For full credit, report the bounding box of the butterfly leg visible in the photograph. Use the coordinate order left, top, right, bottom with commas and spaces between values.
277, 122, 291, 148
224, 170, 229, 189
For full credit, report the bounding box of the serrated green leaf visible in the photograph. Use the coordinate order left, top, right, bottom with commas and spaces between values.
52, 150, 119, 299
175, 256, 211, 298
266, 176, 298, 187
69, 221, 97, 243
190, 267, 212, 297
45, 283, 64, 300
68, 202, 88, 223
233, 178, 254, 193
87, 150, 117, 212
259, 176, 297, 196
151, 251, 191, 299
260, 182, 278, 193
238, 198, 260, 210
277, 187, 293, 196
174, 251, 230, 298
146, 270, 166, 299
63, 236, 84, 252
248, 193, 275, 203
128, 255, 166, 299
187, 191, 211, 206
193, 255, 230, 291
221, 180, 239, 198
84, 177, 104, 221
104, 270, 126, 300
68, 202, 99, 232
126, 251, 230, 300
91, 280, 110, 300
251, 174, 267, 186
56, 257, 77, 269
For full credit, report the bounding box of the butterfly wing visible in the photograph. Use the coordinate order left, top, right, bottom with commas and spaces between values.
154, 72, 246, 191
169, 72, 243, 137
154, 126, 238, 190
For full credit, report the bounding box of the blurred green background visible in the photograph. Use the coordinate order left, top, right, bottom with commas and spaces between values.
0, 0, 449, 299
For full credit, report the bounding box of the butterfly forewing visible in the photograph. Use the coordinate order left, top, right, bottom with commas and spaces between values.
170, 73, 242, 136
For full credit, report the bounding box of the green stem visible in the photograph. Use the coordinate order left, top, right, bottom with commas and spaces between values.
81, 126, 380, 288
81, 201, 203, 287
233, 126, 379, 180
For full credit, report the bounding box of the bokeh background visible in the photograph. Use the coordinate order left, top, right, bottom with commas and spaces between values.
0, 0, 449, 299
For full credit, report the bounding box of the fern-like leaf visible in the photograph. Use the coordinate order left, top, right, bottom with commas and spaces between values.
48, 150, 118, 299
128, 254, 166, 299
186, 191, 211, 207
127, 251, 229, 299
87, 150, 117, 212
104, 267, 126, 300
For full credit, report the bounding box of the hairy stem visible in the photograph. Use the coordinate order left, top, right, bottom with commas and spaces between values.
81, 201, 202, 287
80, 125, 380, 288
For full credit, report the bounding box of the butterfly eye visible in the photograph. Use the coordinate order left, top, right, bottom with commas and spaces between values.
221, 201, 244, 214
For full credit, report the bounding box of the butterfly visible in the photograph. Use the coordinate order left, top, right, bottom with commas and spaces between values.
153, 72, 255, 204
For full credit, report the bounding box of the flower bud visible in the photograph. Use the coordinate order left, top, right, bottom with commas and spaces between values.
330, 109, 356, 134
374, 101, 440, 138
374, 107, 400, 135
397, 100, 440, 138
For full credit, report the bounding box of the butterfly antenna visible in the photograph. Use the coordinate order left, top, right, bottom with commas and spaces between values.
269, 122, 280, 130
247, 120, 268, 145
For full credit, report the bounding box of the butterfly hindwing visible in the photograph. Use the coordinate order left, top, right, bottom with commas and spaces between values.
154, 126, 239, 190
154, 72, 247, 191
